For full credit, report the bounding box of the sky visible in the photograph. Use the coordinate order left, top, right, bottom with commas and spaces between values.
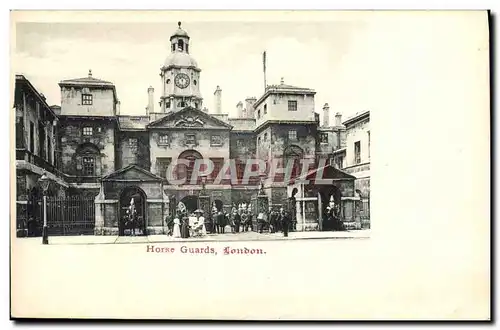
12, 17, 376, 122
11, 11, 488, 127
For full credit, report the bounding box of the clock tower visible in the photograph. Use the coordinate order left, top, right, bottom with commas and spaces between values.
160, 22, 203, 113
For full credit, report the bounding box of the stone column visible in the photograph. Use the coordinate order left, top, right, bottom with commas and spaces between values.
295, 199, 303, 231
94, 183, 105, 235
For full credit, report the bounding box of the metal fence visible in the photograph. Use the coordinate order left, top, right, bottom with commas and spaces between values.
359, 198, 370, 229
16, 196, 96, 237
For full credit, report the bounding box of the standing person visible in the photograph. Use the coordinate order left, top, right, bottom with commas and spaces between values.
247, 210, 253, 232
217, 211, 226, 234
173, 214, 181, 238
281, 208, 291, 237
240, 211, 247, 232
233, 210, 241, 233
269, 208, 277, 233
181, 215, 190, 238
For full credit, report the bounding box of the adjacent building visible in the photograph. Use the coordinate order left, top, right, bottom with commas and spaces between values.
335, 110, 370, 198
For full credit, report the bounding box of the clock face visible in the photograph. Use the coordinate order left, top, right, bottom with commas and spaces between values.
174, 73, 190, 89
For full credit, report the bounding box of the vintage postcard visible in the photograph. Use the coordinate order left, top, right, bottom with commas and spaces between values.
9, 10, 490, 320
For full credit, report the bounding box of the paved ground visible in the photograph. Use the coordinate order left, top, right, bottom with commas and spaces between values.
18, 229, 370, 245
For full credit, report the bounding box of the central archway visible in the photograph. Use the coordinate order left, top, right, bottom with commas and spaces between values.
119, 186, 147, 236
177, 149, 203, 184
180, 195, 199, 214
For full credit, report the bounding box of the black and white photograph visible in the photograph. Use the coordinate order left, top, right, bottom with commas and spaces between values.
9, 10, 490, 320
13, 19, 371, 244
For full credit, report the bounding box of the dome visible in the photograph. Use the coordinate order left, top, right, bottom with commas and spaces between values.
163, 51, 199, 68
170, 22, 190, 40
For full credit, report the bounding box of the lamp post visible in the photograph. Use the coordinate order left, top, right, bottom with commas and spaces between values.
38, 172, 51, 245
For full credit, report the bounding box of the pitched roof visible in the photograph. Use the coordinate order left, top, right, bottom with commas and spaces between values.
102, 164, 163, 181
292, 164, 356, 184
266, 83, 315, 92
254, 82, 316, 108
59, 76, 114, 87
342, 110, 370, 126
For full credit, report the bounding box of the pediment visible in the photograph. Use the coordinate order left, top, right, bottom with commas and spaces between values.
147, 107, 232, 130
102, 165, 163, 181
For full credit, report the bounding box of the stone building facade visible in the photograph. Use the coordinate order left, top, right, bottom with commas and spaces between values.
336, 111, 371, 198
14, 22, 367, 235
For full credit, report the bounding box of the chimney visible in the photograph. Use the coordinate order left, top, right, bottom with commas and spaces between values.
116, 100, 121, 115
236, 101, 244, 118
335, 112, 342, 126
280, 77, 284, 85
147, 86, 154, 115
244, 97, 257, 118
213, 85, 222, 114
202, 107, 208, 113
322, 103, 330, 127
88, 69, 92, 78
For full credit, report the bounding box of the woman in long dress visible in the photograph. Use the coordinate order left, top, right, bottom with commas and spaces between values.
199, 214, 207, 236
181, 216, 190, 238
173, 217, 181, 238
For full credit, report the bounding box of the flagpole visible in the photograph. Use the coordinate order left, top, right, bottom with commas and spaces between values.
263, 51, 267, 92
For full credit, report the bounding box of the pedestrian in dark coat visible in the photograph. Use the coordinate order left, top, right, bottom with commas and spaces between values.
280, 209, 291, 237
217, 211, 226, 234
233, 211, 241, 233
181, 216, 190, 238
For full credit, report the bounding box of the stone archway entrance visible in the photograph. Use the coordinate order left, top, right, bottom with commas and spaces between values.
319, 185, 342, 231
180, 195, 199, 214
119, 186, 147, 236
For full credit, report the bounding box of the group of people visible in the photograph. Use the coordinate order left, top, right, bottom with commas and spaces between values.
165, 202, 295, 238
168, 205, 207, 239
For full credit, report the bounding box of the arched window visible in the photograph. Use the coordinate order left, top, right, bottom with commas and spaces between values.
178, 39, 184, 51
177, 150, 203, 184
76, 143, 100, 176
283, 145, 304, 180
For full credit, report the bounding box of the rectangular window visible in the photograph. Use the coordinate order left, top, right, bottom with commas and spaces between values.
47, 138, 52, 164
368, 131, 371, 159
38, 122, 46, 159
156, 157, 172, 178
83, 127, 93, 136
288, 130, 297, 141
210, 135, 222, 146
336, 156, 343, 169
264, 104, 267, 114
29, 122, 34, 152
264, 133, 268, 141
185, 134, 196, 145
354, 141, 361, 164
82, 157, 95, 176
158, 134, 169, 145
129, 138, 138, 150
320, 133, 328, 144
288, 100, 297, 111
82, 94, 93, 105
257, 110, 261, 119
